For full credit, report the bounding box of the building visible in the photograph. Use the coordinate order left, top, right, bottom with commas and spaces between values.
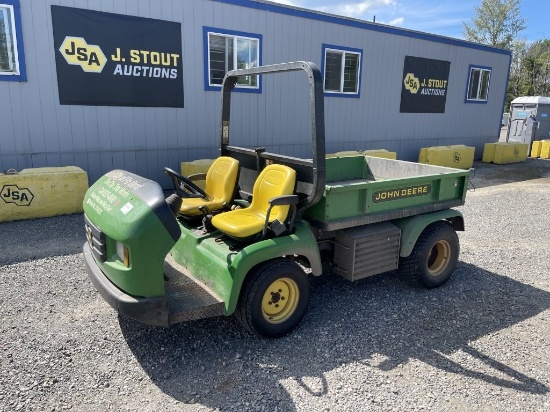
0, 0, 512, 186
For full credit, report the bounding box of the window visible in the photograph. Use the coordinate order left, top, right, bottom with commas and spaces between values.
466, 65, 491, 103
322, 44, 362, 97
0, 4, 17, 73
0, 1, 24, 81
203, 27, 261, 92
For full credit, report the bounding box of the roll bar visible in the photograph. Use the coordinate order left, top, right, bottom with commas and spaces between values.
219, 61, 326, 211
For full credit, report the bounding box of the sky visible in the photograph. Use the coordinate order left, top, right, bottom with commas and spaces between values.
268, 0, 548, 44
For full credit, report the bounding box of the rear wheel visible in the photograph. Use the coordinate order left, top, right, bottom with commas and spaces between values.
398, 221, 459, 288
236, 259, 310, 337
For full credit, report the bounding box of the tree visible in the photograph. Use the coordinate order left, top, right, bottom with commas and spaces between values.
505, 39, 550, 109
463, 0, 526, 50
506, 40, 527, 108
521, 40, 550, 96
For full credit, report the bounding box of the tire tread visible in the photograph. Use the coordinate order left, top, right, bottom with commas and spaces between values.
398, 221, 459, 288
236, 259, 309, 337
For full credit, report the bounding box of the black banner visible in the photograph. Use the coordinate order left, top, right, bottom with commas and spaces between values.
52, 6, 184, 107
400, 56, 450, 113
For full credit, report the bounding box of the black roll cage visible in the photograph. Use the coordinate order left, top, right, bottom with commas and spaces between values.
219, 61, 326, 216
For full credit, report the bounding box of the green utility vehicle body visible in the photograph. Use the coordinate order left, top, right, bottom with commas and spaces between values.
305, 155, 467, 228
83, 62, 469, 335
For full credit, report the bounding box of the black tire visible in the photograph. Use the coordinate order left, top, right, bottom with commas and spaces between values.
236, 259, 310, 338
398, 221, 459, 289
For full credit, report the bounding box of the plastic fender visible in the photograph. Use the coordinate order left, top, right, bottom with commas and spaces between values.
393, 209, 464, 258
225, 222, 321, 315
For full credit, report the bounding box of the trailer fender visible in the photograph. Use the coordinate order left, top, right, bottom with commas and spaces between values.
393, 209, 464, 258
226, 222, 322, 315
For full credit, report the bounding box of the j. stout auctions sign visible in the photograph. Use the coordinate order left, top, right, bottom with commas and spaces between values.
51, 6, 184, 107
400, 56, 450, 113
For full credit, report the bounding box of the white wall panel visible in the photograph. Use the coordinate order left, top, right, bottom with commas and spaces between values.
1, 0, 511, 185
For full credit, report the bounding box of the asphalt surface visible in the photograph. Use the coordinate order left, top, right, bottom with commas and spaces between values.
1, 158, 550, 411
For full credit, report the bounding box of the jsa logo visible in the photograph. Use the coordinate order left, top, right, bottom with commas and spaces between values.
403, 73, 420, 94
1, 185, 34, 206
59, 36, 107, 73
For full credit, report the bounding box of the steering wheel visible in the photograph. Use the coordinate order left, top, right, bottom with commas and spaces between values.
163, 167, 209, 199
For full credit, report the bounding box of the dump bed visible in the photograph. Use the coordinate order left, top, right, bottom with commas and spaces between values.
303, 155, 469, 231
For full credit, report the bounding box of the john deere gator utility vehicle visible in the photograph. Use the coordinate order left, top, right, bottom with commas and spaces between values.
83, 62, 469, 337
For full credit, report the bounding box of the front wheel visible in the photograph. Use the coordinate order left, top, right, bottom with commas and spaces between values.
236, 259, 310, 338
398, 221, 460, 288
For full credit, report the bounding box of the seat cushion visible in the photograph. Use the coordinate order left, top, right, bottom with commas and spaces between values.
211, 164, 296, 239
179, 156, 239, 216
207, 157, 240, 202
211, 208, 266, 238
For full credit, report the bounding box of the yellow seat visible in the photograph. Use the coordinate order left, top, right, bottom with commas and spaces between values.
211, 164, 297, 239
179, 156, 239, 216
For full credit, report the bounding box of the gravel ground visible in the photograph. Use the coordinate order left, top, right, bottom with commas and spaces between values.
1, 159, 550, 412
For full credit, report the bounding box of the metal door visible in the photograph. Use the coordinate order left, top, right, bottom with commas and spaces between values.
507, 105, 537, 145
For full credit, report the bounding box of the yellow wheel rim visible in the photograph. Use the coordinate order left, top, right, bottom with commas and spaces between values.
427, 239, 451, 276
261, 278, 299, 324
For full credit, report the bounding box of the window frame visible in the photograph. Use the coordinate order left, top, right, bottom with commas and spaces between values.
321, 44, 362, 98
465, 64, 492, 104
203, 26, 262, 93
0, 0, 25, 82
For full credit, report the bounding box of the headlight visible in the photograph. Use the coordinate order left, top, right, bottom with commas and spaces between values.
116, 242, 130, 267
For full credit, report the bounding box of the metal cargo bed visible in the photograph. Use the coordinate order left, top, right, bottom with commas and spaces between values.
303, 155, 470, 231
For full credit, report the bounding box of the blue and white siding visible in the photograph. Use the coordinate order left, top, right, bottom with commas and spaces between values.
0, 0, 511, 185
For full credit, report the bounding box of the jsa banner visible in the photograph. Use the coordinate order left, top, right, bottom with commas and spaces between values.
400, 56, 450, 114
52, 6, 184, 108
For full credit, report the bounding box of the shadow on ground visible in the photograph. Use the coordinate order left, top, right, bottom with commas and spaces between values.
0, 214, 85, 265
120, 262, 550, 410
469, 158, 550, 190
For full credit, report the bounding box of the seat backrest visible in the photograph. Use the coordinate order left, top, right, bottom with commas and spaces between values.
250, 164, 296, 221
205, 156, 239, 201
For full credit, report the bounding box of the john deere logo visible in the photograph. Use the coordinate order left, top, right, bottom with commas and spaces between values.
59, 36, 107, 73
1, 184, 34, 206
453, 152, 462, 163
373, 184, 431, 203
404, 73, 420, 94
